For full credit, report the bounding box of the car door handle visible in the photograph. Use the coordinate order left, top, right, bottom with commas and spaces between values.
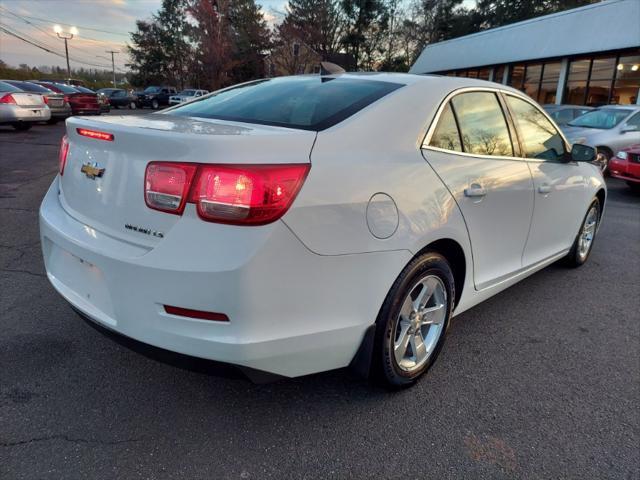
538, 184, 552, 194
464, 184, 486, 198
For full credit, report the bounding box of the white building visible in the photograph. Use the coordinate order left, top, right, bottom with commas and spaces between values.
410, 0, 640, 105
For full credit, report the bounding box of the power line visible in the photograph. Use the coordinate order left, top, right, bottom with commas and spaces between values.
0, 9, 131, 37
0, 24, 127, 72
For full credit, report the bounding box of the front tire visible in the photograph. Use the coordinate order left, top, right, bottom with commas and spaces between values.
151, 99, 159, 110
129, 101, 137, 110
563, 198, 601, 267
373, 252, 454, 388
595, 147, 612, 174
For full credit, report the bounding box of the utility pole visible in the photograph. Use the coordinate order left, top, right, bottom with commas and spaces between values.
106, 50, 119, 86
54, 25, 78, 80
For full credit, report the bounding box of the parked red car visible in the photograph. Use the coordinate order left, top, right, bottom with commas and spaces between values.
33, 81, 100, 116
610, 144, 640, 192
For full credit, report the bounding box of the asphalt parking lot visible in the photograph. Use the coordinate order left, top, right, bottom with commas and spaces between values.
1, 111, 639, 480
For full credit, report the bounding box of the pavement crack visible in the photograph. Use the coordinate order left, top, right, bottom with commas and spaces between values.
0, 268, 45, 278
1, 435, 144, 447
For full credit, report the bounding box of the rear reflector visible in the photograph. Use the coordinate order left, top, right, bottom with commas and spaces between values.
59, 135, 69, 175
76, 128, 114, 141
145, 162, 198, 214
164, 305, 229, 322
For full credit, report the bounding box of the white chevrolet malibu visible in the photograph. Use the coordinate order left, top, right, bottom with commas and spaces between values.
40, 73, 605, 387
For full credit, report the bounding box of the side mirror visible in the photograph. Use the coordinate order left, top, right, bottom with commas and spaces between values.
621, 124, 639, 134
570, 143, 596, 162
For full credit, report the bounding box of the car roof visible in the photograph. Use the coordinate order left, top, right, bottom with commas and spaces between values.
597, 104, 640, 111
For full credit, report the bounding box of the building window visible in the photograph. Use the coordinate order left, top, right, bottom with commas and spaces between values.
612, 53, 640, 105
467, 70, 479, 78
565, 59, 590, 105
523, 63, 542, 101
493, 66, 505, 84
586, 56, 616, 106
478, 68, 491, 81
539, 62, 561, 104
509, 65, 525, 90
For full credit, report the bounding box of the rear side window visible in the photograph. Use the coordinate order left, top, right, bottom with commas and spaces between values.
6, 81, 51, 93
451, 92, 513, 157
506, 95, 565, 161
429, 104, 462, 151
166, 76, 403, 131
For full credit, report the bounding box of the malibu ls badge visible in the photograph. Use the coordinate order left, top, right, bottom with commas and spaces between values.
80, 162, 105, 179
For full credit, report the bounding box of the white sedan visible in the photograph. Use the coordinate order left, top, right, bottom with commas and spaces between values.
40, 73, 605, 387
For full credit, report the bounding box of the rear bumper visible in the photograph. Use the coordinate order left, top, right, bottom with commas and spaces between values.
50, 106, 72, 119
0, 105, 51, 123
39, 177, 409, 377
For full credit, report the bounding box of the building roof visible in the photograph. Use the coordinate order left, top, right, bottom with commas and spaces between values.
410, 0, 640, 74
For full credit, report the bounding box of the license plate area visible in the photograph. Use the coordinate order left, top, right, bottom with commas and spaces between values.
48, 244, 115, 319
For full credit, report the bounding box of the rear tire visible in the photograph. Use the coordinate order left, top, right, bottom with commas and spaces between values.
595, 147, 612, 174
151, 99, 159, 110
129, 101, 137, 110
372, 252, 454, 389
562, 197, 601, 267
12, 123, 32, 131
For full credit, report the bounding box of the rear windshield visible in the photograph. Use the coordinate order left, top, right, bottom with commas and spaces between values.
40, 82, 79, 94
165, 76, 403, 131
5, 81, 52, 93
75, 86, 95, 93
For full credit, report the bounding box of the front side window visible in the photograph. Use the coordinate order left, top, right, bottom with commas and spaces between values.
429, 104, 462, 152
506, 95, 565, 161
451, 92, 514, 157
626, 112, 640, 127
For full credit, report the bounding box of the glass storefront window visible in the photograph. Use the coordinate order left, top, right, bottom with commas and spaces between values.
493, 66, 505, 84
586, 56, 616, 105
539, 62, 561, 104
523, 64, 542, 101
612, 54, 640, 104
478, 68, 491, 81
565, 59, 590, 105
467, 70, 479, 78
509, 65, 525, 90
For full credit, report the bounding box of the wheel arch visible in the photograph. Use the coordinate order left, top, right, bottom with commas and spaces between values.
414, 238, 466, 309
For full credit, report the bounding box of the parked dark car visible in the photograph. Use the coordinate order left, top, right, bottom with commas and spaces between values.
135, 86, 177, 109
1, 79, 71, 124
543, 104, 595, 126
74, 86, 110, 113
97, 88, 138, 109
33, 81, 101, 116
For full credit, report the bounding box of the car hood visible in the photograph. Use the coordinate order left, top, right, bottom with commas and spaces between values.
561, 125, 605, 141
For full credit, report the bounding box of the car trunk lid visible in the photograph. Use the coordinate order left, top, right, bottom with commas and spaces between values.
59, 114, 316, 247
10, 92, 45, 106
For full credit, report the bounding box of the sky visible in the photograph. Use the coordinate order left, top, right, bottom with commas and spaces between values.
0, 0, 288, 71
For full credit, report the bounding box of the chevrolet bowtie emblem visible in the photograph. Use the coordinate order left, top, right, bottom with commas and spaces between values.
80, 162, 105, 179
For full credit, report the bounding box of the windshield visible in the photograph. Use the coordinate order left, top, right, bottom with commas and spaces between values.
144, 86, 161, 93
166, 76, 403, 131
0, 81, 21, 93
568, 108, 632, 129
179, 89, 197, 95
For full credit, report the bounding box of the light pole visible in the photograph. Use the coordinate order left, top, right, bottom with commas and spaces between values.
54, 25, 78, 79
106, 50, 119, 86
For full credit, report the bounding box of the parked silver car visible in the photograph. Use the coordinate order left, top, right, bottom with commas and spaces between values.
562, 105, 640, 172
2, 79, 72, 124
168, 89, 209, 106
543, 104, 594, 126
0, 81, 51, 130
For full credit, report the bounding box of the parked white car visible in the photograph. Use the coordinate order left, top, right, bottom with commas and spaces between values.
0, 80, 50, 130
168, 89, 209, 106
40, 74, 605, 387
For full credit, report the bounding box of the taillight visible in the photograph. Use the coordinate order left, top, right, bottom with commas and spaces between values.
190, 164, 309, 225
63, 95, 70, 105
59, 135, 69, 175
43, 96, 49, 105
144, 162, 198, 214
144, 162, 310, 225
0, 93, 16, 104
76, 128, 114, 141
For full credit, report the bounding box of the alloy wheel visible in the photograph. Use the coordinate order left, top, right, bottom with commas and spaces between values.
578, 205, 598, 260
393, 275, 447, 372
